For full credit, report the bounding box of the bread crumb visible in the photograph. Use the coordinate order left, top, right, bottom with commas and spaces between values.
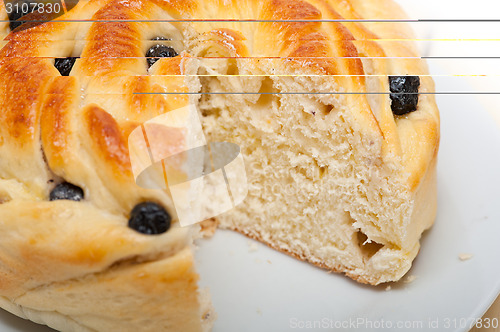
200, 218, 218, 237
385, 285, 391, 291
404, 275, 417, 284
256, 308, 262, 315
458, 253, 473, 261
247, 240, 258, 252
267, 260, 272, 264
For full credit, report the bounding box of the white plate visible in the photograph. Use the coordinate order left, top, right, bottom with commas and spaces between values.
1, 70, 499, 332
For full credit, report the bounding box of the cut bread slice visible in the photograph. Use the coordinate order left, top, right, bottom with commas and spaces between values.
182, 0, 439, 285
194, 56, 438, 284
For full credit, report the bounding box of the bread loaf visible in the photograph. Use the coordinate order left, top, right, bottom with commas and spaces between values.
0, 0, 439, 330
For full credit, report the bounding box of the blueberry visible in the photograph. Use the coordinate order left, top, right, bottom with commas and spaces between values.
50, 182, 84, 201
64, 0, 80, 11
8, 0, 79, 31
128, 202, 171, 235
54, 57, 78, 76
146, 43, 178, 68
7, 1, 29, 31
389, 76, 420, 116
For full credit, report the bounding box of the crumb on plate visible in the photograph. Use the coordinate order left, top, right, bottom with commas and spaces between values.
458, 253, 473, 261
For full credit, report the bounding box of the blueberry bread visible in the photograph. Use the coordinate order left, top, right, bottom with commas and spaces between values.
0, 0, 439, 330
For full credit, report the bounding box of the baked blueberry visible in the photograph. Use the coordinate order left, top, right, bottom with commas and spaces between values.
8, 2, 27, 31
9, 0, 78, 31
64, 0, 80, 12
389, 76, 420, 116
128, 202, 171, 235
54, 57, 78, 76
50, 182, 84, 201
146, 44, 178, 68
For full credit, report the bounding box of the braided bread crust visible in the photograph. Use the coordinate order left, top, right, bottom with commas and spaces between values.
0, 0, 438, 330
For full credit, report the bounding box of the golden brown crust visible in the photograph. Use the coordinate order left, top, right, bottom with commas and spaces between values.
80, 3, 144, 75
84, 105, 132, 178
1, 0, 437, 194
40, 77, 78, 170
